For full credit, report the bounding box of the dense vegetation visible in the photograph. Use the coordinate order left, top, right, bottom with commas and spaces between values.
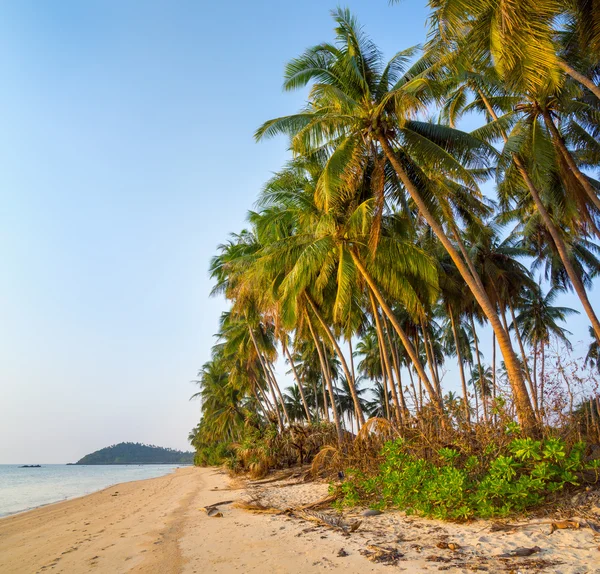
76, 442, 194, 465
189, 1, 600, 517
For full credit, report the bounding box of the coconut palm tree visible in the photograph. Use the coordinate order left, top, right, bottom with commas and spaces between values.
256, 8, 537, 430
511, 286, 579, 414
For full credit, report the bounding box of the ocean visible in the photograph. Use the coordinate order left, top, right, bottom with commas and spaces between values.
0, 464, 183, 517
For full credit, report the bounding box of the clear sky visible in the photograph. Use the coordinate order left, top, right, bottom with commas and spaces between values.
0, 1, 595, 464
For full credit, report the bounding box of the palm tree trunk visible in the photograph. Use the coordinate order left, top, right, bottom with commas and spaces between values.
312, 379, 321, 423
305, 311, 343, 444
265, 359, 291, 426
349, 339, 356, 385
253, 385, 272, 419
248, 326, 284, 430
406, 365, 419, 414
350, 249, 445, 416
369, 291, 402, 422
533, 341, 538, 413
377, 135, 536, 432
477, 90, 600, 343
469, 362, 479, 421
558, 60, 600, 101
540, 342, 546, 421
421, 317, 442, 397
507, 299, 539, 415
470, 314, 488, 424
305, 295, 365, 426
492, 332, 497, 411
282, 339, 312, 423
449, 306, 471, 424
384, 315, 410, 418
542, 109, 600, 212
516, 156, 600, 342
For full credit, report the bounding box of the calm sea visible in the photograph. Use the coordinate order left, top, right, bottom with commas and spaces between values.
0, 464, 183, 517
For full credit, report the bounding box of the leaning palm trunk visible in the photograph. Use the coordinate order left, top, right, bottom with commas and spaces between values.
305, 311, 343, 444
376, 136, 537, 432
515, 156, 600, 342
449, 306, 471, 424
305, 295, 365, 427
384, 315, 410, 418
265, 360, 292, 426
350, 250, 445, 417
507, 300, 539, 416
369, 291, 402, 422
477, 91, 600, 343
470, 315, 488, 424
248, 326, 284, 430
282, 339, 312, 422
421, 317, 442, 397
558, 60, 600, 101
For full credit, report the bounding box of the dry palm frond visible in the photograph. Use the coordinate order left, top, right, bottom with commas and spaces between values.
310, 445, 341, 477
295, 494, 338, 510
295, 509, 361, 533
356, 417, 393, 442
234, 500, 281, 514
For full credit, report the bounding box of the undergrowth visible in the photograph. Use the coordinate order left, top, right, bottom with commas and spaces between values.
335, 434, 600, 520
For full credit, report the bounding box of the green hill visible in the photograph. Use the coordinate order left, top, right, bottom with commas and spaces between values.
75, 442, 194, 465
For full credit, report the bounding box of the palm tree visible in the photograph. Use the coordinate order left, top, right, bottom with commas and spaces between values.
256, 8, 537, 430
511, 286, 579, 414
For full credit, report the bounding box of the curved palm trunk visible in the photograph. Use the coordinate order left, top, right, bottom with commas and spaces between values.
508, 299, 540, 416
305, 311, 343, 444
533, 341, 538, 415
421, 317, 442, 397
449, 305, 471, 424
305, 295, 365, 427
384, 315, 410, 418
323, 340, 345, 430
376, 135, 536, 432
470, 315, 488, 424
540, 342, 546, 421
477, 91, 600, 343
248, 327, 284, 430
282, 339, 312, 423
265, 360, 291, 426
558, 60, 600, 101
369, 291, 401, 422
516, 155, 600, 342
350, 250, 445, 416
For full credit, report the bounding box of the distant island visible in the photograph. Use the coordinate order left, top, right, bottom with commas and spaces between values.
75, 442, 194, 465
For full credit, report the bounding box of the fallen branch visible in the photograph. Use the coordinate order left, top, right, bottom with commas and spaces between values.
294, 509, 361, 533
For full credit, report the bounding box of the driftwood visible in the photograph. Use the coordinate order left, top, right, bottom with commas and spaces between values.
491, 519, 583, 533
205, 499, 234, 509
294, 509, 361, 534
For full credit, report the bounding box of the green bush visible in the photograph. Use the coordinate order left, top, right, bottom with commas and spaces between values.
338, 437, 591, 520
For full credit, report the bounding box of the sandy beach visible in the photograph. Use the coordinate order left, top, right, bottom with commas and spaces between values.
1, 466, 599, 574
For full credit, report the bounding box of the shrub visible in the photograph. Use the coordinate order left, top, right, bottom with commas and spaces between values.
337, 436, 592, 520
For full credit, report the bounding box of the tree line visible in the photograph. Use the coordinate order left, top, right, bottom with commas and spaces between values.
190, 1, 600, 453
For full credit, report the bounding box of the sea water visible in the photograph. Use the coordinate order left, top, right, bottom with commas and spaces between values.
0, 464, 182, 517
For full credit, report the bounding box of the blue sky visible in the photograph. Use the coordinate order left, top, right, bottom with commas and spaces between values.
0, 1, 596, 463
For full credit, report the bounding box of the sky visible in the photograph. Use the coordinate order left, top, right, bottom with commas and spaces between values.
0, 1, 596, 464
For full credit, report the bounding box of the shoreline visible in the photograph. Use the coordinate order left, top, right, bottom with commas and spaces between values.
0, 465, 182, 520
0, 466, 598, 573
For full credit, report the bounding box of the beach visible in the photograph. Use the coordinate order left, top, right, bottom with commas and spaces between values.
0, 466, 598, 574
